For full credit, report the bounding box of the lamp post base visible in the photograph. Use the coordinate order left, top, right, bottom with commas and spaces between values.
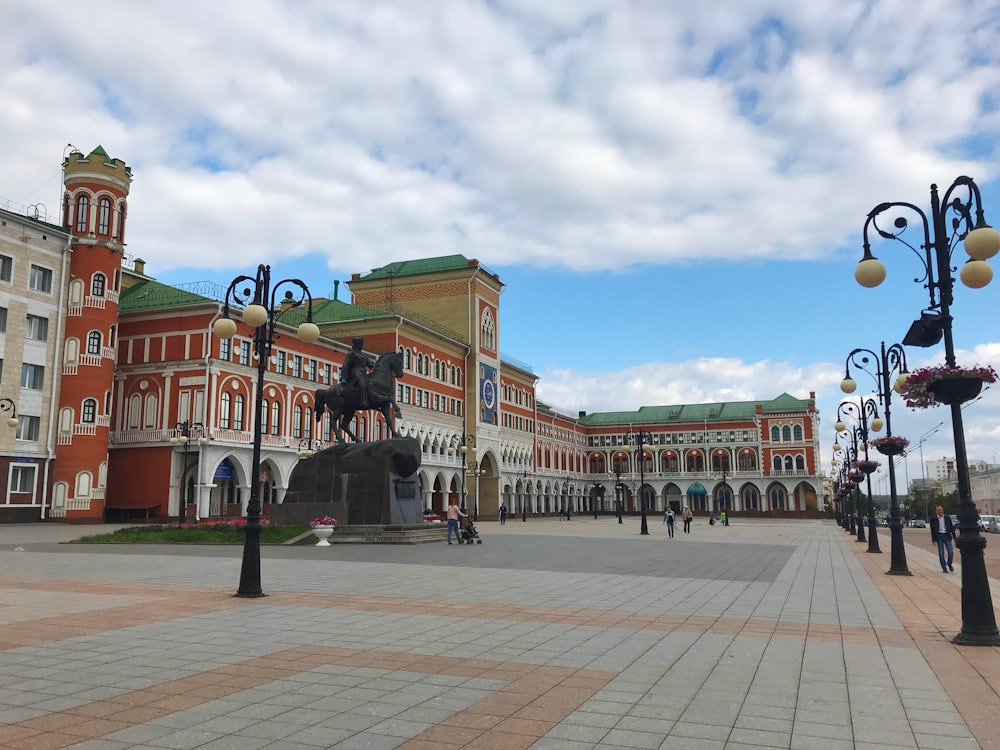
886, 518, 911, 575
953, 533, 1000, 646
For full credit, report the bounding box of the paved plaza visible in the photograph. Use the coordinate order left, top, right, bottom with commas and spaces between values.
0, 518, 997, 750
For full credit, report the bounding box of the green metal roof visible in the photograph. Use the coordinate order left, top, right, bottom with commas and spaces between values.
358, 254, 472, 281
578, 393, 811, 426
280, 298, 395, 325
119, 279, 215, 312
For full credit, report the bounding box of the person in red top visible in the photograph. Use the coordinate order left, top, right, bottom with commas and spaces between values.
446, 501, 467, 545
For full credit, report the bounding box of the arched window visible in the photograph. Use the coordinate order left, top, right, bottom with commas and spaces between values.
590, 455, 606, 473
770, 486, 787, 510
481, 309, 496, 350
86, 330, 102, 355
738, 451, 757, 471
143, 394, 157, 429
782, 425, 792, 442
65, 338, 80, 364
62, 192, 70, 226
75, 472, 92, 499
116, 202, 126, 240
75, 195, 89, 232
712, 453, 730, 472
91, 273, 106, 297
404, 348, 412, 370
773, 456, 782, 472
795, 455, 805, 471
97, 198, 111, 235
771, 426, 780, 442
641, 453, 653, 473
220, 392, 231, 429
233, 394, 245, 431
127, 394, 141, 429
293, 405, 303, 438
59, 408, 73, 434
784, 456, 794, 471
81, 398, 97, 424
793, 425, 803, 441
686, 452, 704, 472
743, 487, 760, 509
261, 400, 269, 434
270, 401, 280, 435
661, 453, 678, 472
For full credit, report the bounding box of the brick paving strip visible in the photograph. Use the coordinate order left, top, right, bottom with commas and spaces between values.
849, 536, 1000, 750
0, 644, 614, 750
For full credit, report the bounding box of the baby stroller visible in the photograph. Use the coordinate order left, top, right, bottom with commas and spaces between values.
458, 515, 483, 544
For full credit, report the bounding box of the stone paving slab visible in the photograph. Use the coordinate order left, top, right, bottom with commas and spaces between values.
0, 518, 996, 749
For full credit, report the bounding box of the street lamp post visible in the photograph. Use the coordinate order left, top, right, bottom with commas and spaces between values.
296, 438, 324, 458
609, 466, 624, 523
519, 468, 530, 522
626, 429, 653, 535
214, 264, 319, 598
855, 176, 1000, 645
836, 399, 882, 553
170, 420, 207, 526
841, 343, 911, 574
592, 480, 602, 519
834, 424, 865, 539
449, 434, 475, 516
0, 399, 19, 430
562, 480, 570, 520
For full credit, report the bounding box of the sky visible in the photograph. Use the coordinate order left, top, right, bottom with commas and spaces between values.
3, 1, 1000, 486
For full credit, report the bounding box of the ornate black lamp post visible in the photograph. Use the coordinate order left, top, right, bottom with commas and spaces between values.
854, 176, 1000, 645
626, 429, 653, 535
214, 265, 319, 598
592, 480, 602, 519
296, 438, 324, 458
170, 420, 207, 525
841, 343, 912, 574
519, 468, 530, 522
836, 399, 882, 553
834, 425, 863, 537
449, 434, 475, 515
0, 399, 19, 430
609, 466, 624, 523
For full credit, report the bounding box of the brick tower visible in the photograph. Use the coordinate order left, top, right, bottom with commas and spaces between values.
52, 146, 132, 519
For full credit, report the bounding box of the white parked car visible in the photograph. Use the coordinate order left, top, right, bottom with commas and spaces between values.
981, 515, 999, 534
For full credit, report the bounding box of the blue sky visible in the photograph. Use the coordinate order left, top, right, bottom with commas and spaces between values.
3, 0, 1000, 479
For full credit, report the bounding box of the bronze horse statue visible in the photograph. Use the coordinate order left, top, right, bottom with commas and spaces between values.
315, 351, 404, 443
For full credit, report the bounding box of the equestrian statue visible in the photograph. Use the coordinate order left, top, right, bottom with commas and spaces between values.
315, 339, 404, 443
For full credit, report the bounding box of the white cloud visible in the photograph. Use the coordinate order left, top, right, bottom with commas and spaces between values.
1, 1, 998, 273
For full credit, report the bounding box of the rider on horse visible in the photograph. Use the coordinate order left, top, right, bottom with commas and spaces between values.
341, 337, 374, 408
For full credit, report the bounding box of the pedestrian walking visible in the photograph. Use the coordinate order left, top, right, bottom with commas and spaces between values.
682, 506, 693, 534
446, 500, 467, 545
709, 510, 716, 526
720, 510, 728, 527
499, 504, 507, 526
664, 508, 675, 538
929, 505, 955, 572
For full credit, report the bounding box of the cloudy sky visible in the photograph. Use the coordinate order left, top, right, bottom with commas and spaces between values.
4, 0, 1000, 483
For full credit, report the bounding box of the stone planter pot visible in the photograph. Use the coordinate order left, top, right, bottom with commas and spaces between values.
311, 525, 335, 546
927, 376, 984, 405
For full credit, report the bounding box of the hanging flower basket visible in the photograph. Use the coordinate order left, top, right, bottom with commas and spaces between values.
854, 459, 880, 474
898, 364, 997, 409
847, 470, 863, 482
870, 436, 909, 457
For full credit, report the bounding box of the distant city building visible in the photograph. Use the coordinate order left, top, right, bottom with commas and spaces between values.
0, 148, 825, 523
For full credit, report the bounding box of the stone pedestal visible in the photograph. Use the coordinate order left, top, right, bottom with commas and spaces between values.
273, 438, 422, 526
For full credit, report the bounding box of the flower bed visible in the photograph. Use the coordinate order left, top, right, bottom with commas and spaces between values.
310, 516, 338, 528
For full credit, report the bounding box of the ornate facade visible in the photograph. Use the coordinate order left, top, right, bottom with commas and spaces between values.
0, 149, 824, 522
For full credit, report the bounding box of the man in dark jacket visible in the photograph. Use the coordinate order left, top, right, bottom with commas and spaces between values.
929, 505, 956, 573
341, 337, 373, 408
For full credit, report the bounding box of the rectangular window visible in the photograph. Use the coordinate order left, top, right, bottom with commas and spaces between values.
15, 415, 40, 441
29, 265, 52, 293
220, 338, 230, 360
20, 363, 44, 389
323, 363, 331, 385
277, 351, 286, 373
291, 355, 301, 378
240, 341, 251, 366
11, 465, 36, 493
0, 255, 11, 282
308, 360, 316, 381
25, 314, 48, 341
0, 306, 6, 332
